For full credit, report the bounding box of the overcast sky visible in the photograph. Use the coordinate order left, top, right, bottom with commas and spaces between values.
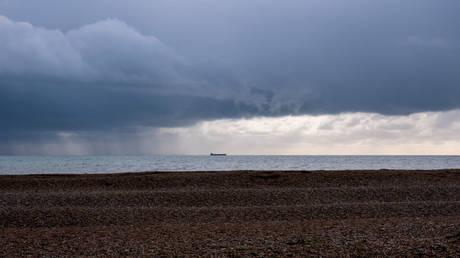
1, 0, 460, 154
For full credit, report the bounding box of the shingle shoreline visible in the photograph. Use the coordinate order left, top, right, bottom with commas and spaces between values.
1, 170, 459, 256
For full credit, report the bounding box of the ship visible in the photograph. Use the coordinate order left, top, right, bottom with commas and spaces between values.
210, 153, 227, 156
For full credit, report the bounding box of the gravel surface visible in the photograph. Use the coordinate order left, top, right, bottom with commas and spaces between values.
1, 170, 459, 256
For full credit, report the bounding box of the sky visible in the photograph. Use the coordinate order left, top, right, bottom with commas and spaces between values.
1, 0, 460, 155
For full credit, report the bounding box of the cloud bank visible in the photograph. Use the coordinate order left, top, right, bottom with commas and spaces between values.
0, 16, 179, 81
0, 16, 244, 141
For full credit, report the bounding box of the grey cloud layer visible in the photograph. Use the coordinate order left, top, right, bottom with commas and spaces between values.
0, 16, 179, 81
1, 0, 460, 147
0, 15, 247, 142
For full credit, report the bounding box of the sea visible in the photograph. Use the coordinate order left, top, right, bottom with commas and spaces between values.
1, 155, 460, 175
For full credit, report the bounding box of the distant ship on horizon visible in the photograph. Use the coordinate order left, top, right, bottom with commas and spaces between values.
210, 153, 227, 156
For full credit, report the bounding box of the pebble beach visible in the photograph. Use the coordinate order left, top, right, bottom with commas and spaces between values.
1, 170, 459, 256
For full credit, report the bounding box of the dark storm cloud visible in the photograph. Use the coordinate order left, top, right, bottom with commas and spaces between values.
1, 0, 460, 146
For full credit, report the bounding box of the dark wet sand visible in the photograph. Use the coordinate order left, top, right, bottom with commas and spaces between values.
1, 170, 459, 256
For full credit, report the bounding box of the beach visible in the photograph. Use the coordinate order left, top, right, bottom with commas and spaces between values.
1, 169, 459, 256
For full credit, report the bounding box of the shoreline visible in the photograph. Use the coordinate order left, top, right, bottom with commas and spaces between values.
1, 169, 459, 256
2, 167, 460, 175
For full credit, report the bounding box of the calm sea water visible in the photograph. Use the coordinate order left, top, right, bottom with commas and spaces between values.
1, 155, 460, 174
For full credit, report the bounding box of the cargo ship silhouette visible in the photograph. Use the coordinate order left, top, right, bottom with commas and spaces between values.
210, 153, 227, 156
